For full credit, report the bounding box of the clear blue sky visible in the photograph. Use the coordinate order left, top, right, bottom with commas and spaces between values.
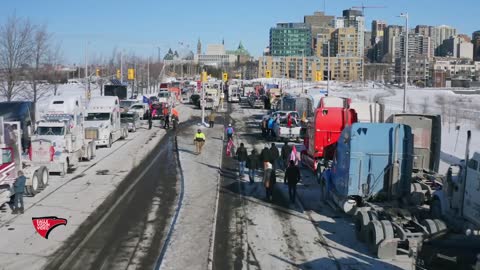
1, 0, 477, 65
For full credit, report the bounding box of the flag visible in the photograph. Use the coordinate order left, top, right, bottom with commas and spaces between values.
226, 139, 234, 157
143, 96, 149, 104
290, 145, 298, 165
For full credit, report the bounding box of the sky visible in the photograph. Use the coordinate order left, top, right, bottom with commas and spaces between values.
0, 0, 478, 65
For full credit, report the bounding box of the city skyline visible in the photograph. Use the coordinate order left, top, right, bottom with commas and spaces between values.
0, 0, 477, 64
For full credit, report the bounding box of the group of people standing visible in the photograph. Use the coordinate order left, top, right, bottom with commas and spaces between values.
235, 141, 301, 203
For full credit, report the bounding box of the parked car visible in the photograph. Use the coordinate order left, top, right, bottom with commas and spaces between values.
129, 103, 149, 119
120, 112, 140, 132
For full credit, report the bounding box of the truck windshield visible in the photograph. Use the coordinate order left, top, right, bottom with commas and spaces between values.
120, 101, 136, 108
85, 113, 110, 121
37, 126, 65, 135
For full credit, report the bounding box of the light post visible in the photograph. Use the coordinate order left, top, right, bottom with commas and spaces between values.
301, 49, 305, 94
400, 12, 409, 113
327, 41, 330, 96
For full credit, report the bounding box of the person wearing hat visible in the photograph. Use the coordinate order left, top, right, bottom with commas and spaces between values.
225, 123, 234, 141
193, 129, 206, 154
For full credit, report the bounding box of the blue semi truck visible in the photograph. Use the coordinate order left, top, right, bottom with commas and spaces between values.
322, 122, 440, 259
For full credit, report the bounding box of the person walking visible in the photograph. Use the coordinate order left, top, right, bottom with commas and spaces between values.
261, 118, 267, 138
193, 129, 206, 154
281, 142, 292, 170
263, 161, 274, 201
267, 117, 274, 139
12, 171, 26, 214
270, 143, 280, 171
146, 109, 152, 130
164, 113, 170, 129
284, 160, 301, 203
260, 145, 272, 165
236, 143, 248, 179
208, 112, 216, 128
246, 149, 259, 184
225, 123, 234, 141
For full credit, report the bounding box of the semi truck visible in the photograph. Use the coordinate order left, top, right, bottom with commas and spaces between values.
29, 96, 96, 176
104, 84, 128, 100
0, 117, 48, 200
349, 102, 385, 123
301, 107, 357, 180
84, 96, 128, 148
321, 122, 437, 259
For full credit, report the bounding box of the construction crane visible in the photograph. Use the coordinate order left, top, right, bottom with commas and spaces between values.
352, 5, 387, 16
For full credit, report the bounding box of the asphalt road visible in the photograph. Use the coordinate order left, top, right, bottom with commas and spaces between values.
43, 127, 181, 270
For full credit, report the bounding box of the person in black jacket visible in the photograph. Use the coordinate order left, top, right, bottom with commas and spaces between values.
284, 160, 301, 203
260, 145, 272, 165
246, 149, 259, 183
281, 142, 292, 171
236, 143, 248, 178
270, 143, 280, 171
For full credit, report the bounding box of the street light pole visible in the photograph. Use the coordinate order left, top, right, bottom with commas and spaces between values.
147, 56, 150, 94
400, 12, 409, 113
302, 49, 305, 94
327, 41, 330, 96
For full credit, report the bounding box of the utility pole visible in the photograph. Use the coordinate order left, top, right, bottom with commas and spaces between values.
147, 56, 150, 94
120, 51, 123, 83
400, 13, 409, 113
327, 41, 330, 96
85, 41, 90, 100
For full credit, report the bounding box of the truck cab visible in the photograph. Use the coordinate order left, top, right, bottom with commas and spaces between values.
84, 96, 127, 148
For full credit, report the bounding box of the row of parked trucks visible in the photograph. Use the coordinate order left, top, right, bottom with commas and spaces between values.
294, 95, 479, 268
0, 95, 129, 206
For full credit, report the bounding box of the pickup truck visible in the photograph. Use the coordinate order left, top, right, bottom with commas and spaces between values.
268, 111, 302, 142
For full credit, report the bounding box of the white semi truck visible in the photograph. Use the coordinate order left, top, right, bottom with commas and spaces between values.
0, 117, 49, 203
29, 96, 96, 176
84, 96, 128, 148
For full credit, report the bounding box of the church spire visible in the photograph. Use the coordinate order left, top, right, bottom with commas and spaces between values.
197, 38, 202, 55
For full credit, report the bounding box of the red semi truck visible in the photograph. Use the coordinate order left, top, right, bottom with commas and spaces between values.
301, 106, 357, 181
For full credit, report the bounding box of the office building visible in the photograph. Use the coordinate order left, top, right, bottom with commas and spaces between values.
472, 31, 480, 61
269, 23, 312, 56
194, 44, 237, 67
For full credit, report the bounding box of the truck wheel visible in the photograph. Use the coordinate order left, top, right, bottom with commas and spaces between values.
367, 220, 384, 255
421, 219, 438, 235
355, 210, 370, 242
26, 172, 40, 196
60, 162, 68, 177
41, 167, 49, 187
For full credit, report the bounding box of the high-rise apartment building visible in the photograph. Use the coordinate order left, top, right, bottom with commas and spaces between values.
415, 25, 434, 37
433, 25, 457, 52
331, 27, 358, 57
342, 9, 365, 58
269, 23, 312, 56
304, 11, 334, 58
383, 25, 403, 62
371, 20, 387, 62
394, 33, 434, 59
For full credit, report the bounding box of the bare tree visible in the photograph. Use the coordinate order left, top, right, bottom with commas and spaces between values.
0, 15, 34, 101
26, 24, 51, 118
47, 42, 64, 96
